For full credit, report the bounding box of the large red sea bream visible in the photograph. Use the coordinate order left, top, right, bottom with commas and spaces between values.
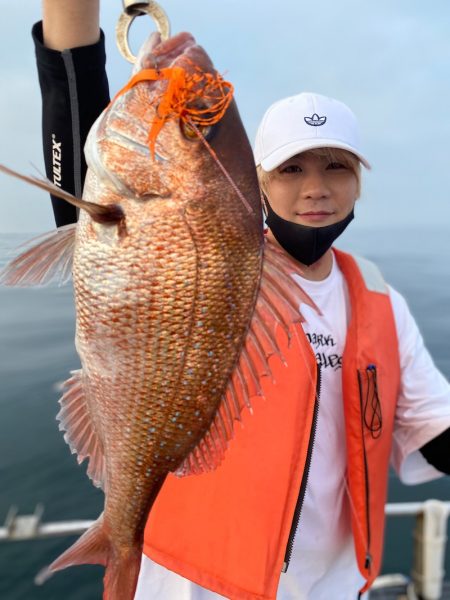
0, 31, 315, 599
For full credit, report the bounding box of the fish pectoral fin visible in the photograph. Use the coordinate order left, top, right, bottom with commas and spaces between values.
0, 163, 125, 228
175, 240, 319, 477
57, 370, 106, 490
0, 224, 76, 287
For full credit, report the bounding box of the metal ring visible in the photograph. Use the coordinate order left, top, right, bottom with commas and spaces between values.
116, 0, 171, 64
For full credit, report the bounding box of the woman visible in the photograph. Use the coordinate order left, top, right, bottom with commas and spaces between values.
33, 2, 450, 598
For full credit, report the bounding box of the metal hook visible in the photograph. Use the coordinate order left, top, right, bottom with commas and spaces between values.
116, 0, 171, 64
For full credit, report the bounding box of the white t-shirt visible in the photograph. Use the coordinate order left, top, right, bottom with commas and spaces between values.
134, 252, 450, 600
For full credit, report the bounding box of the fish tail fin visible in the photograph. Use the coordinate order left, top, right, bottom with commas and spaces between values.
35, 514, 142, 599
103, 547, 142, 600
35, 515, 108, 585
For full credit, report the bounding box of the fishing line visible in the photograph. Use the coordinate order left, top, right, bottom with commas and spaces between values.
188, 118, 255, 216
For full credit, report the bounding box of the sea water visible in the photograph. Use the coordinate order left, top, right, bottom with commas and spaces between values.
0, 228, 449, 599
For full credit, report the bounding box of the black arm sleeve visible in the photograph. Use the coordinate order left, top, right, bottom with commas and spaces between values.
32, 22, 110, 227
419, 427, 450, 475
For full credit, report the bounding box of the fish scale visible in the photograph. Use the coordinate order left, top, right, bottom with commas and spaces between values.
76, 196, 254, 506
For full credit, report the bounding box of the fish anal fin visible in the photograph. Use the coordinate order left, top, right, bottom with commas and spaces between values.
57, 370, 106, 489
175, 239, 318, 477
35, 515, 108, 585
0, 224, 76, 287
35, 513, 142, 598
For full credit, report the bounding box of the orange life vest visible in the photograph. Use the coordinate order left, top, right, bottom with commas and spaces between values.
142, 249, 401, 599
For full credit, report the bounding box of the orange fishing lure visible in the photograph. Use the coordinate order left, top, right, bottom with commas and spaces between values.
112, 59, 234, 157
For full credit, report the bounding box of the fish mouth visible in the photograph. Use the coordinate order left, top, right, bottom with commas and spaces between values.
135, 32, 198, 72
153, 32, 197, 60
135, 31, 217, 88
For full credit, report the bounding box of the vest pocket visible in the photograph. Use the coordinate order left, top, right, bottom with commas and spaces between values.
357, 365, 382, 439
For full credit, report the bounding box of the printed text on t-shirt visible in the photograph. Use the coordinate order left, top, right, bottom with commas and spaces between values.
306, 332, 342, 371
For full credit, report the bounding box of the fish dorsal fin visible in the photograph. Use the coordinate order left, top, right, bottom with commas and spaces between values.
57, 370, 106, 489
174, 240, 318, 476
0, 224, 76, 287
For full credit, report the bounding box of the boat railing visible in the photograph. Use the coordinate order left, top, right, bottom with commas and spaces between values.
1, 500, 449, 600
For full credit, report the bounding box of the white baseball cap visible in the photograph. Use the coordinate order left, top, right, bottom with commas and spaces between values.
254, 92, 371, 171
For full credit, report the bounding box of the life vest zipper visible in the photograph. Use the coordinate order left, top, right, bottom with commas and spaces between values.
282, 365, 321, 572
357, 369, 373, 573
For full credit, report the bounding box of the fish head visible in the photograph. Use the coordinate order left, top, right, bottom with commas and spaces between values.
84, 32, 262, 237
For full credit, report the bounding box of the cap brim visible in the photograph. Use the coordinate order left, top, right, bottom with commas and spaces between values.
259, 139, 371, 171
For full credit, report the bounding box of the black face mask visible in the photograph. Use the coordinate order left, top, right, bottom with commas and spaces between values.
264, 200, 355, 266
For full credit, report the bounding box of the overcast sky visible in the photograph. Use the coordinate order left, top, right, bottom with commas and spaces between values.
0, 0, 450, 233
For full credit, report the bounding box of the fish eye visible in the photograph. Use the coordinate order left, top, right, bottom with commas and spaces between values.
180, 120, 212, 141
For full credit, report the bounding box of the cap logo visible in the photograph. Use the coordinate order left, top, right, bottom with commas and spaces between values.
304, 113, 327, 127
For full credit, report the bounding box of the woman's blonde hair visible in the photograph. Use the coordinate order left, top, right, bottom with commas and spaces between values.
257, 147, 361, 198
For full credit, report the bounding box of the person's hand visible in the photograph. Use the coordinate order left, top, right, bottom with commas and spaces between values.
42, 0, 100, 50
